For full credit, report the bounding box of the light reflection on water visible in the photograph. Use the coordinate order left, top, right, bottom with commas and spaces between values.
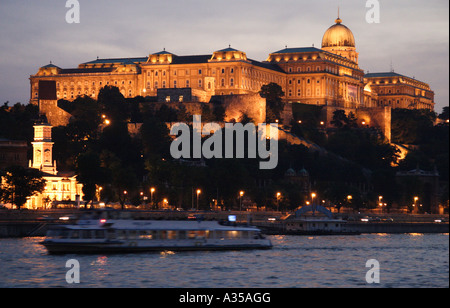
0, 234, 448, 288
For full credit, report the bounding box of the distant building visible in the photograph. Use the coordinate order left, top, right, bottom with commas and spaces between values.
25, 123, 83, 209
396, 167, 441, 214
0, 139, 28, 170
365, 72, 434, 110
29, 16, 434, 112
28, 15, 434, 145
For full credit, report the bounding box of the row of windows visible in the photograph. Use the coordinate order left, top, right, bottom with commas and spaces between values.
49, 229, 253, 240
286, 65, 341, 75
54, 88, 133, 99
145, 67, 284, 85
149, 78, 238, 90
57, 80, 133, 87
147, 67, 237, 77
287, 88, 334, 97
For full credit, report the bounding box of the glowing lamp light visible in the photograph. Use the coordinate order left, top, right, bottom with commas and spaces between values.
100, 219, 107, 224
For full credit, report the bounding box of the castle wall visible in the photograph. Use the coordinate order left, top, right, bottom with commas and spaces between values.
219, 94, 266, 124
39, 100, 72, 127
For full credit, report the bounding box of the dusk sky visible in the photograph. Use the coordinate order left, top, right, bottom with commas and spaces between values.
0, 0, 448, 112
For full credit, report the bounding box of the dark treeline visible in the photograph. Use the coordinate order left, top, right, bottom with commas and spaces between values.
0, 87, 448, 212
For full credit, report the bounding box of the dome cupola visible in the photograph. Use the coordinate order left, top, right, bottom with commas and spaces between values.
322, 18, 356, 48
321, 15, 359, 64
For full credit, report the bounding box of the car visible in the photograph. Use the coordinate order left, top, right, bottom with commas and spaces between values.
361, 216, 372, 222
59, 215, 77, 221
382, 217, 394, 222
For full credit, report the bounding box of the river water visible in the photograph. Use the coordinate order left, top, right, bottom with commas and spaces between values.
0, 233, 448, 288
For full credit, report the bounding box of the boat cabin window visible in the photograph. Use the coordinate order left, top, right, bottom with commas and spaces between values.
117, 230, 127, 240
107, 229, 116, 240
94, 230, 106, 239
70, 231, 79, 239
178, 230, 186, 239
80, 230, 91, 239
186, 230, 208, 239
128, 230, 138, 239
139, 231, 153, 240
168, 231, 177, 240
225, 231, 241, 239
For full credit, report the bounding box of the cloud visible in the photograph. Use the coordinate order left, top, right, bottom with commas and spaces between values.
0, 0, 448, 111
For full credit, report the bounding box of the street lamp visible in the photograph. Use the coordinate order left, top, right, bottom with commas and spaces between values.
196, 189, 201, 211
414, 196, 419, 213
239, 191, 244, 212
150, 187, 155, 208
276, 192, 281, 212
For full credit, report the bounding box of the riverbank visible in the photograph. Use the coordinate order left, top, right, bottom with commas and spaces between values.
0, 209, 448, 238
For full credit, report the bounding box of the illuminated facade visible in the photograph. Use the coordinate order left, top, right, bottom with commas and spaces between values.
29, 17, 434, 111
26, 123, 83, 209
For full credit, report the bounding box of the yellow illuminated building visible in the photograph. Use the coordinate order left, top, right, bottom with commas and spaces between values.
29, 16, 435, 112
25, 123, 83, 209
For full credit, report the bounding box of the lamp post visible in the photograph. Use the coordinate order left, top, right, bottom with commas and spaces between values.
239, 191, 244, 212
196, 189, 201, 211
276, 192, 281, 212
414, 196, 419, 213
122, 190, 128, 210
311, 192, 316, 205
311, 192, 317, 215
150, 187, 155, 209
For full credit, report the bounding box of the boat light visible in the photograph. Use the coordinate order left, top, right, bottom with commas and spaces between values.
100, 219, 107, 224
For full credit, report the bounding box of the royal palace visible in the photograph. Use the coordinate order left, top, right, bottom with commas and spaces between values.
29, 16, 435, 123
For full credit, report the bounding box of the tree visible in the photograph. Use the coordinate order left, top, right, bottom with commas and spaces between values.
75, 151, 107, 207
97, 86, 128, 123
438, 106, 449, 121
331, 110, 347, 129
331, 110, 358, 129
0, 166, 46, 209
391, 109, 436, 144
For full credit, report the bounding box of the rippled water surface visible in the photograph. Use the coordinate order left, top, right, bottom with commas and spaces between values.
0, 234, 448, 288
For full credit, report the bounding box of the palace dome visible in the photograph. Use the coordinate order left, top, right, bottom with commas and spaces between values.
322, 18, 355, 48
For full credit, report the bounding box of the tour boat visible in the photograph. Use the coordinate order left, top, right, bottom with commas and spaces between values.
40, 211, 272, 254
